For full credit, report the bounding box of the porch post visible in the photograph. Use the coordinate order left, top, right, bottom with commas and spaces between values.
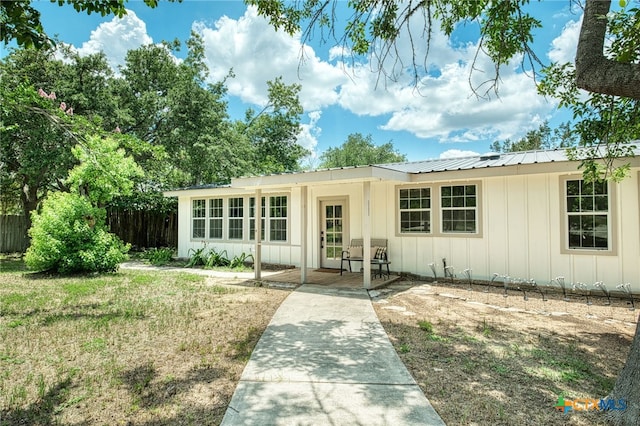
363, 181, 371, 289
300, 186, 308, 284
254, 189, 262, 280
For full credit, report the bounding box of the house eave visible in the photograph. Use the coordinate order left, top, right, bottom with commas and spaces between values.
231, 165, 411, 189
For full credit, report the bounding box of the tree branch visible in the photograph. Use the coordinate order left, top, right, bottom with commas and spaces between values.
575, 0, 640, 99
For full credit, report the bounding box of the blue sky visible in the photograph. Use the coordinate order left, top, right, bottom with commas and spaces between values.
6, 1, 588, 163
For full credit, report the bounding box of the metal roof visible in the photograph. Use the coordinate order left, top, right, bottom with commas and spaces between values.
167, 143, 639, 193
376, 144, 639, 174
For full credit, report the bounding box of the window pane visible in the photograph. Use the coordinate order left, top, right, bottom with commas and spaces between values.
398, 186, 431, 233
270, 218, 287, 241
594, 181, 607, 195
192, 220, 205, 238
580, 181, 593, 195
192, 199, 206, 218
594, 195, 608, 211
567, 196, 580, 212
209, 218, 222, 239
452, 196, 464, 207
466, 196, 476, 207
580, 196, 594, 212
567, 180, 580, 196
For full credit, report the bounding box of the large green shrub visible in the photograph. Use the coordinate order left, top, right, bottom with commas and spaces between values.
25, 192, 129, 273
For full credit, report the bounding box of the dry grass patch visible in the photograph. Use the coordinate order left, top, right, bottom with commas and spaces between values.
373, 281, 637, 426
0, 259, 289, 425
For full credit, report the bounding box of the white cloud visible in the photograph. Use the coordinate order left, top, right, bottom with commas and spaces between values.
65, 4, 570, 157
331, 14, 555, 145
439, 149, 480, 159
76, 10, 153, 70
297, 110, 323, 156
194, 7, 348, 111
548, 16, 582, 64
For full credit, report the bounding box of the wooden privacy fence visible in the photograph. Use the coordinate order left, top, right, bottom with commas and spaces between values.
0, 215, 28, 253
1, 210, 177, 253
106, 208, 178, 249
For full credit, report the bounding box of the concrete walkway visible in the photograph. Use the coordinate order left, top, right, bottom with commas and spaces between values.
221, 284, 445, 425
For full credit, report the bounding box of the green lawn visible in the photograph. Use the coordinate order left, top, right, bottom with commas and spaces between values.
0, 258, 288, 425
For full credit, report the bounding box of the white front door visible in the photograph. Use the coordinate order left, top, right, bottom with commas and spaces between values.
320, 200, 347, 269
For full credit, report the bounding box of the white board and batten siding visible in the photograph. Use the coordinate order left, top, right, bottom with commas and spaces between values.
168, 160, 640, 292
377, 171, 640, 291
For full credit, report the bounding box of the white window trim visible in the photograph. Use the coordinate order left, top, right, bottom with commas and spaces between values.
190, 193, 290, 244
560, 175, 617, 256
396, 182, 483, 238
440, 184, 479, 235
397, 187, 432, 234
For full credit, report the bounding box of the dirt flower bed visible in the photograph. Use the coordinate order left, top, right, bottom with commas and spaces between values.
0, 261, 290, 425
372, 280, 638, 426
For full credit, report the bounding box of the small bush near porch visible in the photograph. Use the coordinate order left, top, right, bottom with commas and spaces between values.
0, 257, 289, 425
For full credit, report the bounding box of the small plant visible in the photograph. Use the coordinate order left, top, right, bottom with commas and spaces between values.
204, 249, 230, 268
230, 252, 254, 269
143, 247, 174, 265
418, 320, 434, 334
399, 343, 410, 353
185, 246, 209, 268
478, 319, 493, 337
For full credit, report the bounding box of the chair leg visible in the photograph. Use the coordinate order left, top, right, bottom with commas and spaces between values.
340, 259, 344, 275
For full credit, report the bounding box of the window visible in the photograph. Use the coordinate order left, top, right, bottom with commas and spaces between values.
566, 179, 609, 250
192, 199, 206, 238
269, 196, 288, 241
399, 188, 431, 233
191, 194, 289, 242
228, 197, 243, 239
209, 198, 223, 239
441, 185, 477, 233
249, 197, 266, 240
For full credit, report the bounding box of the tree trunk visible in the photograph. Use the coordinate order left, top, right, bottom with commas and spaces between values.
19, 181, 39, 245
575, 0, 640, 99
606, 319, 640, 425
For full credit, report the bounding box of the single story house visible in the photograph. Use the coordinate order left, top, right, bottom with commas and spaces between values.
165, 145, 640, 291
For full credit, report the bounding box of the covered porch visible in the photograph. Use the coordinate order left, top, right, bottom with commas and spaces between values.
259, 268, 401, 289
233, 166, 409, 289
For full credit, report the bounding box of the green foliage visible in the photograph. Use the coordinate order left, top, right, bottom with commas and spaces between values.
185, 246, 209, 268
1, 0, 181, 49
67, 135, 143, 206
230, 252, 254, 269
25, 192, 129, 273
142, 247, 175, 266
204, 249, 230, 268
537, 5, 640, 183
242, 76, 307, 175
489, 121, 577, 153
185, 245, 253, 270
319, 133, 407, 168
417, 320, 434, 333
